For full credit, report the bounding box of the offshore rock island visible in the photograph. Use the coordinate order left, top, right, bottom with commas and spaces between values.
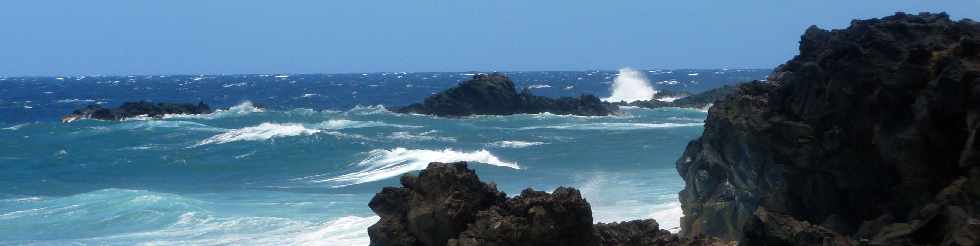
394, 73, 617, 117
61, 101, 213, 122
370, 12, 980, 246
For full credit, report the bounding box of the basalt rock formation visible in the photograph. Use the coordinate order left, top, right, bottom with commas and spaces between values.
677, 12, 980, 245
367, 162, 714, 246
394, 73, 617, 117
62, 101, 212, 122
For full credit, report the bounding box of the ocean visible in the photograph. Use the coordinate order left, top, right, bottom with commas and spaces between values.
0, 69, 768, 245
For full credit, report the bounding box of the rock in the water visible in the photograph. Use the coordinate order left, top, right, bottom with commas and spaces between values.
621, 85, 740, 110
394, 73, 617, 117
368, 162, 696, 246
677, 12, 980, 244
62, 101, 213, 122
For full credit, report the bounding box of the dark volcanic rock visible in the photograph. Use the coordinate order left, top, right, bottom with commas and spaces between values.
677, 12, 980, 244
394, 73, 617, 117
618, 85, 739, 110
369, 162, 696, 246
62, 101, 212, 122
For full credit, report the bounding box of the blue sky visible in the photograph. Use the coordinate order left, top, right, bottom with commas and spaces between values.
1, 1, 977, 76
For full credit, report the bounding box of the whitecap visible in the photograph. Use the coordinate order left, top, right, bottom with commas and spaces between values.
194, 123, 320, 146
317, 119, 417, 130
346, 105, 391, 115
387, 131, 456, 142
518, 122, 702, 131
488, 140, 546, 148
56, 98, 98, 104
526, 84, 552, 89
315, 148, 519, 187
2, 123, 32, 131
165, 101, 264, 120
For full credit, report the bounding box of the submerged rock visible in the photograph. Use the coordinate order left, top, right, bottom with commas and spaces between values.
62, 101, 213, 122
368, 162, 698, 246
394, 73, 617, 117
677, 12, 980, 244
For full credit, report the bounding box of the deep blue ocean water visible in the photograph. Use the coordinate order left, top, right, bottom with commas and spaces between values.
0, 69, 767, 245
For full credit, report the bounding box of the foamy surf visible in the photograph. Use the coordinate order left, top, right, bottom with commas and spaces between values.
164, 101, 264, 120
488, 140, 546, 148
316, 148, 519, 188
194, 123, 321, 146
602, 68, 658, 103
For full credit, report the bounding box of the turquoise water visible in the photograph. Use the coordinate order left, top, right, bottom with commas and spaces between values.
0, 70, 753, 245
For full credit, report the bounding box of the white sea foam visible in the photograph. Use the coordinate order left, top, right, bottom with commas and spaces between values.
2, 123, 32, 131
194, 123, 320, 146
317, 148, 519, 187
165, 101, 264, 120
317, 119, 417, 130
519, 122, 702, 131
296, 216, 377, 246
488, 140, 546, 148
527, 84, 552, 89
387, 131, 457, 142
602, 68, 658, 103
55, 98, 98, 103
105, 120, 226, 132
346, 105, 391, 115
655, 96, 683, 103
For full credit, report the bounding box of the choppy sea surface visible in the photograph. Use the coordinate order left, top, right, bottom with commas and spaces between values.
0, 69, 767, 245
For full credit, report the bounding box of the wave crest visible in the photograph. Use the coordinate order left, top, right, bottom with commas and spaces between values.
194, 123, 320, 146
315, 148, 519, 187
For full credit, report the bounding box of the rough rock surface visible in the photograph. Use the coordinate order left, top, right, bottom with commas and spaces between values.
62, 101, 212, 122
369, 162, 699, 246
677, 12, 980, 244
395, 73, 617, 117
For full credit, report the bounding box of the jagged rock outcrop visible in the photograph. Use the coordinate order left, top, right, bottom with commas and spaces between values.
677, 12, 980, 245
621, 86, 739, 110
395, 73, 617, 117
369, 162, 699, 246
62, 101, 212, 122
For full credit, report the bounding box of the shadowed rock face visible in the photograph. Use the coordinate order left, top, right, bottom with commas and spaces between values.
677, 12, 980, 245
368, 162, 706, 246
62, 101, 212, 122
394, 73, 617, 117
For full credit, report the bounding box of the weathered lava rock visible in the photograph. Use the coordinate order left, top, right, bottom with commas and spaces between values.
62, 101, 212, 122
368, 162, 693, 246
677, 12, 980, 245
394, 73, 617, 117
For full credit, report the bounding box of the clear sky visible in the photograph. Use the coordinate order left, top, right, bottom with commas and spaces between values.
1, 1, 977, 76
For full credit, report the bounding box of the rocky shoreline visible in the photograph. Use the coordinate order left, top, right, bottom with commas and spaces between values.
678, 12, 980, 245
369, 12, 980, 246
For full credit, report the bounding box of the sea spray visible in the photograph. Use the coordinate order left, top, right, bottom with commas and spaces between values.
602, 68, 658, 103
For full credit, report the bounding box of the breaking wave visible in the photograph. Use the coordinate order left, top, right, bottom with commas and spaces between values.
194, 123, 320, 146
488, 140, 546, 148
315, 148, 519, 188
602, 68, 658, 103
165, 101, 264, 120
